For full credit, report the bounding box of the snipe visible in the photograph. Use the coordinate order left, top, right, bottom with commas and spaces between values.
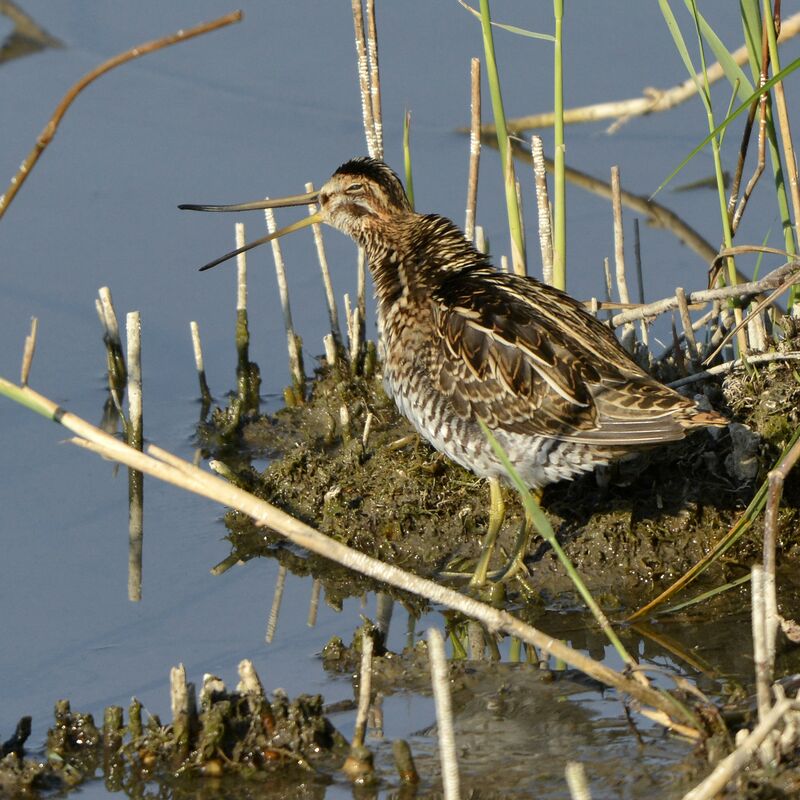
180, 157, 727, 584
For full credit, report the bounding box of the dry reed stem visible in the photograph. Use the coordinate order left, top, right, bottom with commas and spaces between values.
667, 351, 800, 389
264, 208, 305, 391
503, 136, 731, 270
674, 287, 699, 370
351, 0, 378, 159
189, 321, 212, 404
530, 135, 554, 286
481, 13, 800, 136
235, 223, 247, 313
475, 225, 486, 254
465, 57, 481, 242
752, 565, 772, 726
681, 698, 800, 800
323, 333, 337, 368
0, 377, 707, 730
365, 0, 383, 159
20, 316, 38, 386
701, 268, 800, 364
611, 261, 798, 326
427, 628, 460, 800
305, 182, 342, 347
352, 631, 374, 748
0, 11, 242, 219
611, 166, 635, 350
565, 761, 592, 800
506, 139, 526, 276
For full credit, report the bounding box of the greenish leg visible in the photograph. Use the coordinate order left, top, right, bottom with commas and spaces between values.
469, 477, 505, 587
488, 487, 542, 582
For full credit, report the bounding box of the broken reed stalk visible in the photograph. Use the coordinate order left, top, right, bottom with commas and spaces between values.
0, 11, 242, 220
305, 182, 342, 349
611, 166, 635, 351
20, 316, 38, 386
0, 376, 699, 733
97, 287, 127, 400
352, 631, 373, 748
263, 207, 305, 399
189, 321, 212, 407
674, 287, 699, 370
531, 135, 554, 286
427, 628, 460, 800
352, 0, 379, 159
505, 138, 526, 276
265, 564, 287, 644
751, 565, 772, 725
464, 57, 481, 242
365, 0, 383, 159
565, 761, 591, 800
169, 663, 197, 762
392, 739, 420, 785
126, 311, 143, 603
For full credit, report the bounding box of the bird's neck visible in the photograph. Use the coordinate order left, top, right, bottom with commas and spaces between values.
359, 212, 485, 316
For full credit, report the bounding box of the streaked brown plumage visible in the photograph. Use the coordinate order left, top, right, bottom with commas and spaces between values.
313, 158, 726, 489
182, 156, 726, 490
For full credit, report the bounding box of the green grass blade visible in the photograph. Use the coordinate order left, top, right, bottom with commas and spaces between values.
685, 1, 754, 99
739, 0, 762, 78
478, 0, 527, 277
403, 109, 415, 209
457, 2, 555, 41
658, 0, 710, 112
659, 574, 752, 615
477, 419, 637, 669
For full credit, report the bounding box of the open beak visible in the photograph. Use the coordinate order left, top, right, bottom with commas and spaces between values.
179, 190, 321, 272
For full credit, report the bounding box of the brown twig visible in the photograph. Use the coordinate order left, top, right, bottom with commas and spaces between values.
0, 10, 242, 220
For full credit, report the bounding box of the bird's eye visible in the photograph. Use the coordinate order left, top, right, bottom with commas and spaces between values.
346, 182, 364, 194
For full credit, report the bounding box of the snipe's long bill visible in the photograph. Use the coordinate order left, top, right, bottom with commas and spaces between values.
180, 156, 728, 585
178, 191, 321, 271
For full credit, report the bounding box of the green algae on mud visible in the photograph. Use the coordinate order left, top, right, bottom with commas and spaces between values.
198, 353, 800, 609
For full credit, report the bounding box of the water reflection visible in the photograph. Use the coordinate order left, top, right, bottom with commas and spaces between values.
0, 1, 61, 65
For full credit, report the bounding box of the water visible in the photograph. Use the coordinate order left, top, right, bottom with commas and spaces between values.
1, 2, 796, 797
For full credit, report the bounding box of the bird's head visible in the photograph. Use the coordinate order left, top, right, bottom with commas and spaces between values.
179, 157, 412, 271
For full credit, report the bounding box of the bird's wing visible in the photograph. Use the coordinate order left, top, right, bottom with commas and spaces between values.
430, 270, 693, 445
